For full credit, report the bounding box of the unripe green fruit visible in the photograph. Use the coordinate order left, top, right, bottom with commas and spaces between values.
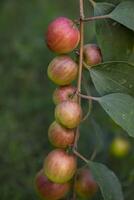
44, 149, 77, 184
75, 168, 98, 199
110, 137, 130, 158
48, 121, 75, 148
53, 85, 77, 105
83, 44, 102, 67
55, 101, 82, 128
48, 56, 78, 85
35, 169, 70, 200
46, 17, 80, 54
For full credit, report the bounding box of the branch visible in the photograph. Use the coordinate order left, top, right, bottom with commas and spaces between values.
72, 1, 84, 198
73, 0, 84, 150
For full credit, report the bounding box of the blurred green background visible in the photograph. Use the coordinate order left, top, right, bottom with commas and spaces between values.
0, 0, 134, 200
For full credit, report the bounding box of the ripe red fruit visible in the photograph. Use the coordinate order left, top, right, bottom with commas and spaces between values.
75, 168, 98, 199
53, 85, 77, 105
35, 169, 70, 200
83, 44, 102, 67
44, 149, 77, 184
48, 121, 75, 148
55, 101, 82, 128
48, 56, 78, 85
46, 17, 80, 53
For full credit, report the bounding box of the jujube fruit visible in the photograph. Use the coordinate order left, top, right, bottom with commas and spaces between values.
110, 137, 130, 158
43, 149, 77, 184
53, 85, 77, 105
55, 101, 82, 128
48, 56, 78, 85
75, 168, 98, 199
35, 169, 70, 200
48, 121, 75, 148
46, 17, 80, 53
83, 44, 102, 67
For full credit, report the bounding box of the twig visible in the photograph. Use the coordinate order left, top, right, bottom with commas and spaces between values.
74, 15, 109, 25
89, 0, 96, 7
73, 148, 89, 163
78, 92, 99, 101
83, 15, 110, 22
90, 148, 97, 161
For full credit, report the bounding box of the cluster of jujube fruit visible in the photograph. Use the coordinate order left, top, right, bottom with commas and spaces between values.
35, 16, 102, 200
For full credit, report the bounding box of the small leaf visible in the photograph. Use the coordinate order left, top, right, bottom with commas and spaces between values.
94, 2, 134, 61
109, 1, 134, 31
98, 93, 134, 137
89, 61, 134, 96
88, 161, 124, 200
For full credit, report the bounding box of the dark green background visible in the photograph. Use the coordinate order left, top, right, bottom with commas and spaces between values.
0, 0, 133, 200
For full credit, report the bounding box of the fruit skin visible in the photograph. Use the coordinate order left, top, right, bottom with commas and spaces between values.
44, 149, 77, 184
55, 101, 82, 128
75, 168, 98, 199
53, 85, 77, 105
83, 44, 102, 67
35, 169, 70, 200
48, 56, 78, 85
48, 121, 75, 148
110, 137, 130, 158
46, 17, 80, 54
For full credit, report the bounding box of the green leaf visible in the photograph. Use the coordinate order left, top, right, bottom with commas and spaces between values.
88, 161, 124, 200
91, 118, 104, 153
98, 93, 134, 137
96, 0, 126, 4
129, 47, 134, 63
89, 61, 134, 96
94, 2, 134, 61
109, 1, 134, 31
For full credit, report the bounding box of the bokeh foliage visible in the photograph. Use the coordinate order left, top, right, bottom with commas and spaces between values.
0, 0, 134, 200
